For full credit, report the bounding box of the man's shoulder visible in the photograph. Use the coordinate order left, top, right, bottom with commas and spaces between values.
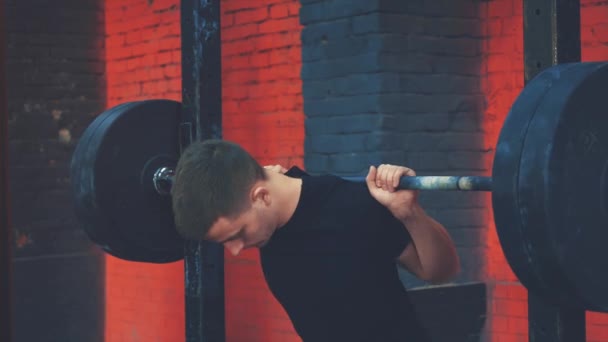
285, 167, 348, 200
279, 167, 392, 233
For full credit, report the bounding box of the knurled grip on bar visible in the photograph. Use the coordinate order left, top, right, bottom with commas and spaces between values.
342, 176, 492, 191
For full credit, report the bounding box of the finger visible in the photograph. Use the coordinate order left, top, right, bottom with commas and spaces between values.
383, 165, 395, 192
374, 165, 382, 188
389, 167, 401, 191
366, 165, 377, 189
379, 164, 390, 190
387, 165, 398, 191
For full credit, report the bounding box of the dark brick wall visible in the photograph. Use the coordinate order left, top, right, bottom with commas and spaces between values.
300, 0, 488, 289
4, 0, 105, 341
1, 0, 12, 340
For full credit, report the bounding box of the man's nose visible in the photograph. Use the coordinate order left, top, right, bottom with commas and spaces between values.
224, 240, 244, 256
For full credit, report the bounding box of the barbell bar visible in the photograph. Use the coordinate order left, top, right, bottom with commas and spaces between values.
70, 62, 608, 312
152, 168, 493, 194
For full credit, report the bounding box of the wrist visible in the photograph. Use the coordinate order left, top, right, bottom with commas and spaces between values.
391, 202, 422, 222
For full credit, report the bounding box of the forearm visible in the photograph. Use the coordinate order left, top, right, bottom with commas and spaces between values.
397, 204, 460, 283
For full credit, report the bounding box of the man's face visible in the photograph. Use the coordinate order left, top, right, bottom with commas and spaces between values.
205, 200, 276, 256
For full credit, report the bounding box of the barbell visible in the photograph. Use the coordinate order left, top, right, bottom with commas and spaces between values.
70, 62, 608, 312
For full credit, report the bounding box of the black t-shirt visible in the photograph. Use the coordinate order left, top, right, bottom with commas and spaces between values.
260, 167, 430, 342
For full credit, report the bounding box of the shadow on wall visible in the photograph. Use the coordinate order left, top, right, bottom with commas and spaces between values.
5, 0, 107, 341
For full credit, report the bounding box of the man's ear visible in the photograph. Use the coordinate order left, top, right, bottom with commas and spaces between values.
251, 185, 271, 206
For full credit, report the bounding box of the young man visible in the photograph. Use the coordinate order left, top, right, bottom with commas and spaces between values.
171, 139, 460, 341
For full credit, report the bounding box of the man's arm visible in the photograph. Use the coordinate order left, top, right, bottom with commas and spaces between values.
395, 203, 460, 284
366, 164, 460, 284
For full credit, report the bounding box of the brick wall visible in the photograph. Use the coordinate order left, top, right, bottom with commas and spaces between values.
8, 0, 608, 341
480, 1, 526, 340
222, 1, 304, 341
4, 0, 106, 341
104, 0, 304, 341
300, 0, 488, 291
104, 1, 184, 341
0, 0, 11, 340
481, 0, 608, 341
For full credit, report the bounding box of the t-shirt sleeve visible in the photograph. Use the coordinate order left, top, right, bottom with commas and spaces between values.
377, 203, 413, 259
285, 166, 309, 178
347, 181, 413, 260
372, 196, 413, 260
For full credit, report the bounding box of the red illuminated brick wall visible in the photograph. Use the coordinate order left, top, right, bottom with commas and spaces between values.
481, 0, 608, 341
221, 1, 304, 341
104, 0, 303, 341
105, 0, 182, 105
105, 1, 184, 341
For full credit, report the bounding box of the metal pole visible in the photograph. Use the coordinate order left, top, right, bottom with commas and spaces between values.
522, 0, 585, 341
524, 0, 581, 83
180, 0, 225, 341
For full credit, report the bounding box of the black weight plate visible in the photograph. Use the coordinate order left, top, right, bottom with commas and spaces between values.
70, 102, 138, 251
71, 99, 184, 263
492, 63, 582, 303
522, 62, 608, 311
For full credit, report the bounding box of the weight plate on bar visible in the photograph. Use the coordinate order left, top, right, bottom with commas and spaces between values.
71, 99, 184, 263
521, 62, 608, 312
492, 64, 577, 304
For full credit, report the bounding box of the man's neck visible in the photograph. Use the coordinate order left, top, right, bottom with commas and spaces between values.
268, 171, 302, 228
